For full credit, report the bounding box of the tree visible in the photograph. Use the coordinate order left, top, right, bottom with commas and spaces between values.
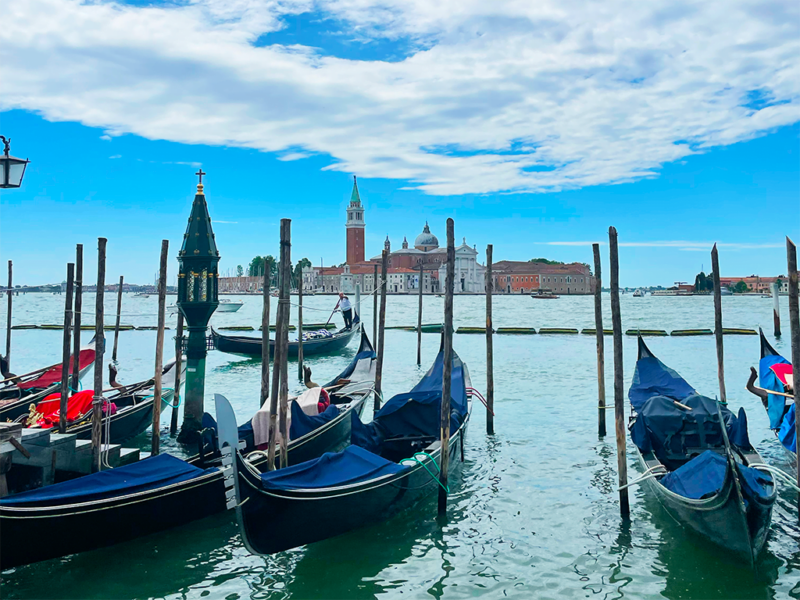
733, 280, 749, 294
693, 271, 714, 292
293, 258, 312, 289
236, 265, 243, 278
528, 258, 565, 265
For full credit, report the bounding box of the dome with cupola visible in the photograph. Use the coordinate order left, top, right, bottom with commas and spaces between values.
414, 222, 439, 251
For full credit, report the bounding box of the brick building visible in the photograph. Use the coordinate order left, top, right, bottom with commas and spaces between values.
492, 260, 594, 294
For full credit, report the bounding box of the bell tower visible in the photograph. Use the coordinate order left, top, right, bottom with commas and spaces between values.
345, 176, 365, 265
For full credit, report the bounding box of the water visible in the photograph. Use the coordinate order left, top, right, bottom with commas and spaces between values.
2, 292, 799, 599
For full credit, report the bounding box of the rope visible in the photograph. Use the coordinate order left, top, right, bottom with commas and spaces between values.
403, 451, 449, 493
617, 464, 668, 491
748, 463, 800, 493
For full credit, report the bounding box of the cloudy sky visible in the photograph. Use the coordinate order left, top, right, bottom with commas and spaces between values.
1, 0, 798, 286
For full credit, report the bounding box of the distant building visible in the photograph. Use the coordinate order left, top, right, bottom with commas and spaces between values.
718, 275, 789, 293
345, 177, 366, 266
492, 261, 594, 294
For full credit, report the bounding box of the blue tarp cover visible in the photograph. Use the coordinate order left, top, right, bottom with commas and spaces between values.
629, 341, 696, 410
290, 401, 339, 440
778, 403, 797, 453
325, 348, 375, 387
760, 353, 792, 430
660, 450, 772, 500
260, 445, 408, 491
0, 454, 213, 507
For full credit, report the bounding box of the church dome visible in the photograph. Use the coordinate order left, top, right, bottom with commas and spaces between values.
414, 222, 439, 250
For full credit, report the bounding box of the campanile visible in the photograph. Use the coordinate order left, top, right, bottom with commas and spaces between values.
345, 176, 365, 265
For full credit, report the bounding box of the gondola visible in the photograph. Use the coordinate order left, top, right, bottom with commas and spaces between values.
13, 360, 183, 444
0, 345, 97, 421
0, 331, 376, 570
216, 341, 472, 555
745, 330, 796, 464
211, 316, 361, 358
629, 337, 775, 564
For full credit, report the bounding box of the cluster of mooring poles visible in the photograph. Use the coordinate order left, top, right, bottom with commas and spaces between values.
601, 230, 800, 519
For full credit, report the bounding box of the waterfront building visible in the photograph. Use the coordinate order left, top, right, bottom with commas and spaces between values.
718, 275, 790, 293
492, 260, 594, 294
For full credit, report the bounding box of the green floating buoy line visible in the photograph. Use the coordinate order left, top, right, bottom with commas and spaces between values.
625, 329, 668, 336
580, 329, 613, 335
539, 328, 579, 334
671, 329, 713, 336
496, 327, 536, 334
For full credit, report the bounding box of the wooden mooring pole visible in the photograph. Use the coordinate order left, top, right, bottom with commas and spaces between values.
373, 263, 378, 344
170, 312, 184, 436
91, 238, 107, 472
773, 282, 782, 338
151, 240, 169, 456
278, 220, 292, 469
593, 243, 606, 437
5, 260, 11, 368
112, 276, 124, 362
417, 263, 423, 366
609, 227, 629, 519
298, 278, 304, 381
70, 245, 83, 393
267, 220, 290, 471
58, 263, 75, 434
261, 265, 270, 407
711, 244, 727, 405
485, 244, 494, 435
439, 218, 455, 517
374, 249, 388, 414
785, 237, 799, 505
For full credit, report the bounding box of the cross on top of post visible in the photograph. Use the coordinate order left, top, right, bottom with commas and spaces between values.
196, 169, 206, 184
195, 169, 206, 194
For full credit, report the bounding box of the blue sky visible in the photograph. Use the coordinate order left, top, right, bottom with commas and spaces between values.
1, 0, 799, 286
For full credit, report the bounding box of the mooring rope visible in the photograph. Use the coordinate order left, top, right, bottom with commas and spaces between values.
401, 451, 449, 493
617, 464, 668, 491
748, 463, 800, 493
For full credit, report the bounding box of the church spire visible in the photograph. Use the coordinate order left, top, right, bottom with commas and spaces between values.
349, 175, 361, 206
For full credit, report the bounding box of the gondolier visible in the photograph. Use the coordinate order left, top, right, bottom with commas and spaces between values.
338, 293, 353, 329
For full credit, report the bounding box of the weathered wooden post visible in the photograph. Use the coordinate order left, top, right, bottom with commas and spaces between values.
297, 278, 304, 381
176, 173, 220, 445
267, 220, 290, 470
91, 238, 107, 472
773, 282, 782, 338
593, 243, 606, 437
279, 227, 291, 469
374, 249, 388, 414
711, 244, 727, 404
439, 218, 455, 516
70, 245, 83, 392
373, 263, 379, 343
785, 237, 799, 500
151, 240, 169, 455
608, 227, 629, 519
261, 265, 270, 407
112, 276, 124, 362
58, 263, 75, 434
417, 263, 424, 366
485, 244, 494, 435
5, 260, 11, 368
170, 312, 184, 436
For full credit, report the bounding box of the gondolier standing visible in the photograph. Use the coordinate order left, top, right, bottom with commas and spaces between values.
338, 293, 353, 329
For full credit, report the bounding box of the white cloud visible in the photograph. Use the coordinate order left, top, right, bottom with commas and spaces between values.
100, 134, 112, 141
2, 0, 798, 195
109, 154, 122, 159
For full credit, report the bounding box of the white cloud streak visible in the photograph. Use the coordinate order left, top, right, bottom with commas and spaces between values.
2, 0, 798, 195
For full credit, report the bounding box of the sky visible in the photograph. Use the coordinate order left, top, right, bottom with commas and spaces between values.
1, 0, 798, 287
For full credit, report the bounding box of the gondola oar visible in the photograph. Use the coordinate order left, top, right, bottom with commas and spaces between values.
325, 298, 341, 326
0, 364, 53, 386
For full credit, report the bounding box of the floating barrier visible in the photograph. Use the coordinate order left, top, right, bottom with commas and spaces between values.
456, 327, 490, 334
625, 329, 668, 336
135, 326, 170, 331
671, 329, 713, 336
386, 324, 443, 333
259, 325, 297, 331
302, 323, 337, 330
539, 328, 579, 334
722, 328, 757, 335
104, 325, 135, 331
581, 328, 613, 335
496, 327, 536, 334
39, 324, 63, 330
219, 326, 255, 331
11, 325, 38, 330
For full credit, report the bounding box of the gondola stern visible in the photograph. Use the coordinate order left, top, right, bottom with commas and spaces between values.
759, 328, 779, 359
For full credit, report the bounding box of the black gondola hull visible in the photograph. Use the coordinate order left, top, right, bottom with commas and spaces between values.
213, 324, 360, 358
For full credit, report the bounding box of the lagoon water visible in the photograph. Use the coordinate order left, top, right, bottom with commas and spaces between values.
1, 292, 799, 599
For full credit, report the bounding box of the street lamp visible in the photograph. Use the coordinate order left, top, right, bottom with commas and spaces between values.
176, 169, 220, 444
0, 137, 30, 189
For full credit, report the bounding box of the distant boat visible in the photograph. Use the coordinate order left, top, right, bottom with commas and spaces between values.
531, 289, 559, 299
633, 289, 645, 297
720, 288, 733, 296
133, 292, 149, 298
169, 299, 243, 314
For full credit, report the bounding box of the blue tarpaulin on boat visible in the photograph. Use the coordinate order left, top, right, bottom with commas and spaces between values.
290, 402, 340, 440
660, 450, 772, 500
760, 353, 792, 429
0, 454, 214, 507
260, 445, 408, 490
779, 403, 797, 453
629, 339, 696, 410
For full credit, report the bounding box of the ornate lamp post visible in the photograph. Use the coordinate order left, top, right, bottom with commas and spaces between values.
0, 137, 30, 189
176, 170, 220, 444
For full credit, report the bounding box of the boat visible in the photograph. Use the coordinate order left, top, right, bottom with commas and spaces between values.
0, 331, 376, 570
633, 289, 645, 297
0, 345, 97, 421
212, 316, 362, 358
217, 340, 472, 555
530, 289, 559, 299
132, 292, 149, 298
12, 360, 183, 444
169, 299, 243, 314
628, 337, 776, 563
746, 330, 796, 465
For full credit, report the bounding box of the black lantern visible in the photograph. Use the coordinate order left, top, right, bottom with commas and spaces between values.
0, 136, 30, 189
177, 170, 220, 324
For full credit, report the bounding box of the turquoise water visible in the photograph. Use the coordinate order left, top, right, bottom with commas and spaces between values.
1, 292, 799, 599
